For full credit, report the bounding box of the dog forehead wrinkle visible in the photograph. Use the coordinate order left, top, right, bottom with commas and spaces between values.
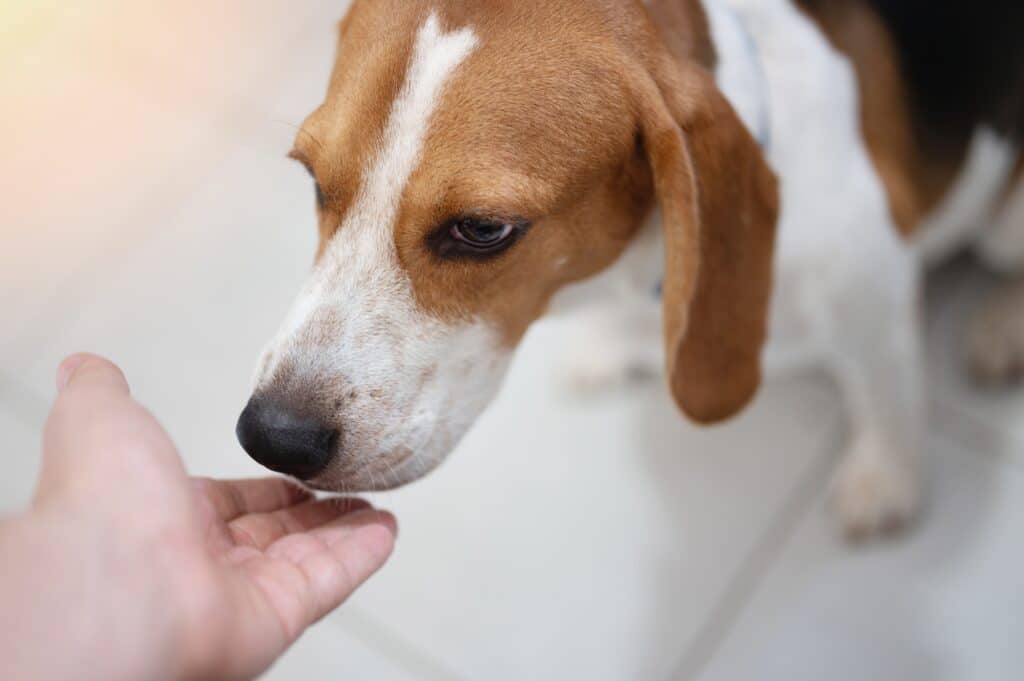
263, 12, 480, 380
324, 10, 479, 265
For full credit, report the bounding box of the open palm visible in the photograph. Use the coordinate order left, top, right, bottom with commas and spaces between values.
29, 355, 396, 681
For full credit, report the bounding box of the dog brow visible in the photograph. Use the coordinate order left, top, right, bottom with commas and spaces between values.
287, 148, 315, 174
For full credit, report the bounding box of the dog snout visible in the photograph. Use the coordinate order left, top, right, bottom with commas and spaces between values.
236, 396, 338, 480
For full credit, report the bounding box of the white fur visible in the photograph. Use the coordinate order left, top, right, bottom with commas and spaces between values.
915, 127, 1016, 265
558, 0, 934, 535
728, 0, 923, 535
256, 13, 509, 491
704, 1, 771, 149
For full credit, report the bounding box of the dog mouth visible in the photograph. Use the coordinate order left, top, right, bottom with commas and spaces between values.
236, 389, 448, 490
304, 447, 426, 492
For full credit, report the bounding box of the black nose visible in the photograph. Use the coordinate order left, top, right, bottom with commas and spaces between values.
236, 398, 337, 480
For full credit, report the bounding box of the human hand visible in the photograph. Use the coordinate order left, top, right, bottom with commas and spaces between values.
0, 355, 396, 681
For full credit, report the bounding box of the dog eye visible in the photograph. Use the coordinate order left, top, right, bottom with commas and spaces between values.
289, 153, 325, 208
430, 216, 531, 259
450, 219, 516, 250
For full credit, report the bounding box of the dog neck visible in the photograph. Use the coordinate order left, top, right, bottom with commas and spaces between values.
703, 0, 773, 153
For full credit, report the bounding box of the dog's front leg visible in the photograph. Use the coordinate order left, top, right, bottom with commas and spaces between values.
821, 266, 926, 538
964, 278, 1024, 385
558, 294, 664, 395
549, 217, 666, 396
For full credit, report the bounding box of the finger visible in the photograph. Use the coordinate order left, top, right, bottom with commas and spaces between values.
56, 353, 130, 395
43, 355, 138, 473
309, 508, 398, 547
194, 477, 314, 523
44, 354, 164, 470
241, 510, 396, 640
228, 497, 373, 550
292, 514, 396, 624
266, 509, 398, 564
39, 354, 184, 505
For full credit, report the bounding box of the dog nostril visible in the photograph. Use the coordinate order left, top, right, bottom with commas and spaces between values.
236, 397, 338, 480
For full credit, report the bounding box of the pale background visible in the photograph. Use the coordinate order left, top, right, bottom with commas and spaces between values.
2, 2, 1023, 679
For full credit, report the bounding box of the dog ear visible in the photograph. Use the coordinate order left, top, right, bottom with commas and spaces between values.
635, 60, 779, 424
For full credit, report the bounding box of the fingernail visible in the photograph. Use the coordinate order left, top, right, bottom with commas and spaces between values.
56, 355, 91, 392
350, 509, 398, 537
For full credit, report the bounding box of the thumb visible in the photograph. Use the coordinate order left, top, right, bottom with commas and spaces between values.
38, 354, 177, 504
55, 353, 130, 396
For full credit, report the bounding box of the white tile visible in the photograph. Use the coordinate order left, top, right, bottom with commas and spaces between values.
0, 402, 42, 515
3, 140, 320, 481
0, 1, 339, 112
0, 1, 341, 360
0, 43, 219, 348
338, 332, 842, 681
72, 1, 343, 110
0, 4, 348, 476
926, 259, 1024, 464
238, 13, 343, 156
264, 618, 422, 681
700, 429, 1024, 681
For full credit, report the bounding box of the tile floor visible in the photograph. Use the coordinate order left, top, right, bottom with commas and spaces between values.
2, 2, 1023, 679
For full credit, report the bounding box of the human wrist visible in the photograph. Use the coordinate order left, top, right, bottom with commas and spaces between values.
0, 510, 191, 681
0, 512, 105, 680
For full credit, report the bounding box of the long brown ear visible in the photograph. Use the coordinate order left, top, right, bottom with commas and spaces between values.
638, 63, 779, 424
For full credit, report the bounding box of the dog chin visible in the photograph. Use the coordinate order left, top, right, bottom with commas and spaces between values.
306, 453, 442, 493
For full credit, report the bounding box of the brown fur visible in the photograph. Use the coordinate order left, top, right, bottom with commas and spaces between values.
795, 0, 965, 235
635, 51, 778, 423
291, 0, 778, 425
646, 0, 717, 69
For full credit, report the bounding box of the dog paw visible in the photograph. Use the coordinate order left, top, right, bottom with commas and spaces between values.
965, 282, 1024, 386
832, 439, 920, 539
560, 343, 659, 396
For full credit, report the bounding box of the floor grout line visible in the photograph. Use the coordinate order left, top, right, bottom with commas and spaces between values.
338, 608, 473, 681
930, 395, 1024, 474
666, 408, 845, 681
667, 390, 1024, 681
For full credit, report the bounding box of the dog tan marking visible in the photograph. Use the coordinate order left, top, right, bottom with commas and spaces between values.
388, 1, 777, 421
646, 0, 717, 69
244, 0, 779, 491
796, 0, 965, 235
637, 56, 778, 422
393, 2, 656, 344
295, 1, 422, 252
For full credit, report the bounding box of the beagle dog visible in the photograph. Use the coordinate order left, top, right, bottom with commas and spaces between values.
236, 0, 1024, 537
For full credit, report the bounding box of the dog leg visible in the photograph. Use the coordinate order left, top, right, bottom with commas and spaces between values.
965, 278, 1024, 386
822, 271, 925, 538
968, 179, 1024, 385
559, 294, 663, 396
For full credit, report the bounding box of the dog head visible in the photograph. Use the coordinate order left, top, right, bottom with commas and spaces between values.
237, 0, 777, 491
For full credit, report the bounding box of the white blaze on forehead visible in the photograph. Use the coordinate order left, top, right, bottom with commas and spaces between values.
267, 11, 480, 361
256, 11, 504, 489
358, 12, 479, 234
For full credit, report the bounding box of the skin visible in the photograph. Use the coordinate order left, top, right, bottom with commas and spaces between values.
0, 355, 396, 681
